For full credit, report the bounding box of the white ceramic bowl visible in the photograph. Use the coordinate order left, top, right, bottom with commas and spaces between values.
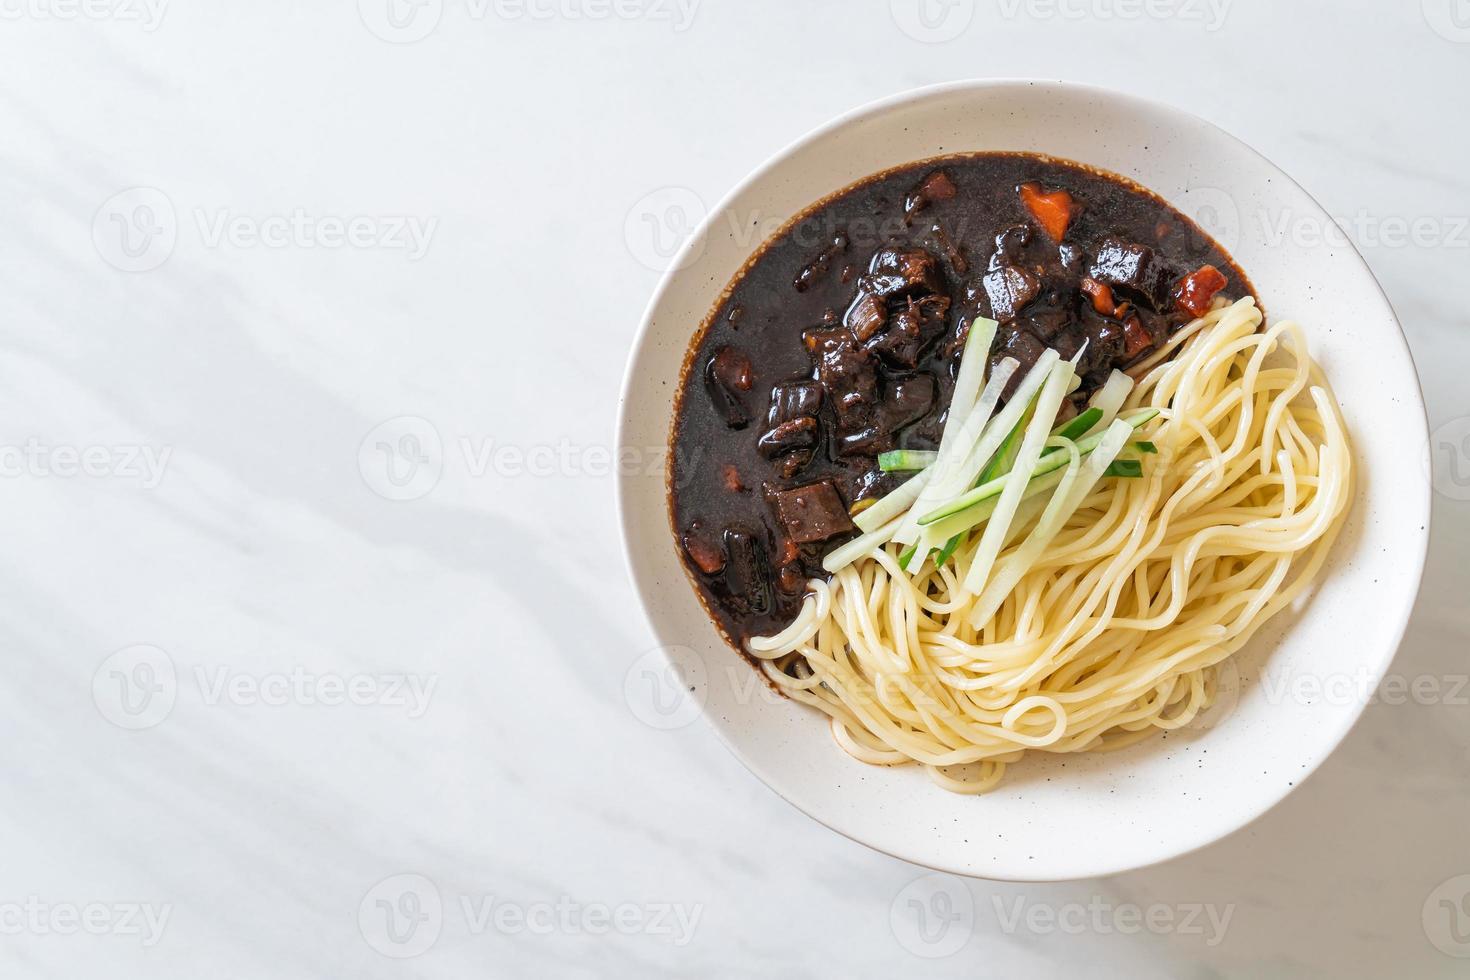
617, 80, 1430, 881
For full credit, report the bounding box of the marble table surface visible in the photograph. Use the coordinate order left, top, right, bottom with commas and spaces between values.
0, 1, 1467, 976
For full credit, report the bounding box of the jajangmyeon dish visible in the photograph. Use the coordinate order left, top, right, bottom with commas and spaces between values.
669, 153, 1351, 793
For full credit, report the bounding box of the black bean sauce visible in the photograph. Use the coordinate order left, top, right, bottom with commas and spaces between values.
669, 152, 1253, 650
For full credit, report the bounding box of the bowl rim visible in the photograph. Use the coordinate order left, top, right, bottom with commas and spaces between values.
615, 78, 1433, 881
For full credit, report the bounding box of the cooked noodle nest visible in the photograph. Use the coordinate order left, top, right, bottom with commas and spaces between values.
745, 297, 1353, 794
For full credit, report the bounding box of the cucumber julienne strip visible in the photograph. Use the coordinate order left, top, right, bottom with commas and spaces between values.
967, 420, 1135, 627
823, 514, 904, 574
900, 360, 1116, 570
878, 422, 1109, 480
892, 356, 1021, 556
948, 351, 1056, 494
960, 358, 1077, 596
933, 533, 964, 568
878, 449, 938, 473
897, 353, 1042, 570
926, 386, 1044, 570
919, 408, 1160, 526
982, 416, 1025, 484
920, 431, 1155, 548
922, 464, 1068, 545
1052, 407, 1102, 442
852, 468, 931, 534
935, 317, 998, 459
1084, 369, 1134, 436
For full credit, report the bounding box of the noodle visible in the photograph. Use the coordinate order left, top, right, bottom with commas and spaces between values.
746, 298, 1353, 793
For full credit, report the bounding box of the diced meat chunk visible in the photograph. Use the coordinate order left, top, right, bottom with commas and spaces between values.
865, 245, 944, 299
1046, 322, 1085, 366
1017, 307, 1073, 345
775, 562, 806, 595
1121, 315, 1155, 359
1080, 317, 1124, 371
757, 416, 819, 458
831, 368, 934, 455
765, 381, 822, 427
996, 327, 1047, 396
991, 224, 1031, 268
1089, 237, 1178, 312
704, 346, 753, 429
982, 265, 1041, 321
845, 291, 887, 341
882, 374, 936, 430
851, 465, 899, 505
710, 345, 752, 391
770, 481, 855, 545
816, 339, 878, 426
905, 170, 957, 219
864, 294, 949, 369
865, 303, 923, 368
835, 424, 886, 458
802, 325, 848, 356
721, 528, 770, 615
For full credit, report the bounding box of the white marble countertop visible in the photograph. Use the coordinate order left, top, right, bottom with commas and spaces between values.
0, 1, 1467, 976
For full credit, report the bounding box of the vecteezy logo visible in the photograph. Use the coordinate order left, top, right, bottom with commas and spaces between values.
358, 0, 443, 42
1429, 417, 1470, 501
1423, 0, 1470, 42
1178, 185, 1242, 254
623, 645, 707, 730
92, 645, 178, 730
359, 873, 443, 958
889, 0, 974, 42
1423, 874, 1470, 957
358, 416, 444, 501
624, 187, 707, 273
92, 187, 177, 272
889, 873, 974, 958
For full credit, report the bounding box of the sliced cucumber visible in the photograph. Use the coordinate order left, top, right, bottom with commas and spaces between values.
960, 358, 1078, 596
967, 420, 1135, 627
1052, 407, 1102, 442
853, 469, 931, 534
878, 449, 938, 473
1104, 459, 1144, 478
918, 408, 1159, 526
1085, 370, 1135, 436
936, 317, 999, 460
